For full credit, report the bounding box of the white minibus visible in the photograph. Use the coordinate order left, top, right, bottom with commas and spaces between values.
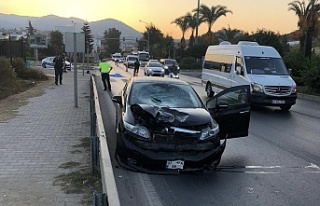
201, 41, 297, 111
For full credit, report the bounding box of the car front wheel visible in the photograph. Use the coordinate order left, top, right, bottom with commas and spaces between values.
42, 63, 46, 68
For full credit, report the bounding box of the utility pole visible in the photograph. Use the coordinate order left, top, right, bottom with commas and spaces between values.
139, 20, 151, 52
195, 0, 200, 45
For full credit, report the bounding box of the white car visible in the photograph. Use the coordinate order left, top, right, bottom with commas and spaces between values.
144, 61, 165, 77
41, 56, 72, 70
124, 55, 138, 68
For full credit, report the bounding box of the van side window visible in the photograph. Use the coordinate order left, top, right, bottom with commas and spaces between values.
222, 55, 233, 73
203, 54, 220, 70
203, 54, 233, 73
235, 57, 245, 76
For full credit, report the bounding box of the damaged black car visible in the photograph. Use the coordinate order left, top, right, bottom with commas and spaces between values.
112, 77, 251, 174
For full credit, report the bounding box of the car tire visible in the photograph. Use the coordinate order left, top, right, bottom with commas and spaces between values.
280, 105, 291, 111
206, 83, 214, 97
213, 158, 221, 167
42, 63, 46, 68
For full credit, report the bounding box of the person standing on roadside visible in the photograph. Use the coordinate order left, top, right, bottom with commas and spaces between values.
133, 58, 140, 76
99, 61, 113, 91
53, 54, 65, 85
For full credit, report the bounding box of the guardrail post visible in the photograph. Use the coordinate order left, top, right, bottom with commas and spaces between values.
90, 136, 99, 175
93, 192, 108, 206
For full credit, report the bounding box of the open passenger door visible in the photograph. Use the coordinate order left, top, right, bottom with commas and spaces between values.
206, 85, 251, 139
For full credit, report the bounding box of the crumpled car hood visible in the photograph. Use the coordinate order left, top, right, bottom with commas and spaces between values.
130, 104, 213, 127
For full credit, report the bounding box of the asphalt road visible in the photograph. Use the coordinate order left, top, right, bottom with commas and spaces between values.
96, 63, 320, 206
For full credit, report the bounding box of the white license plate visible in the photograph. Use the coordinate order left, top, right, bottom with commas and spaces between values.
272, 100, 285, 104
166, 160, 184, 170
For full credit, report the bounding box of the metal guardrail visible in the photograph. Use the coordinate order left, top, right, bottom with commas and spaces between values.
90, 74, 121, 206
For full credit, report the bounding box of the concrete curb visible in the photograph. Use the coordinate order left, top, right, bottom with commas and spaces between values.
92, 76, 121, 206
297, 93, 320, 103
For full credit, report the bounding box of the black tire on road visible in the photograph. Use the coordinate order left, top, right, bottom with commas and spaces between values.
280, 105, 292, 111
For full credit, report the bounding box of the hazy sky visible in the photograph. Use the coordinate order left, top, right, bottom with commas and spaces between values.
1, 0, 299, 39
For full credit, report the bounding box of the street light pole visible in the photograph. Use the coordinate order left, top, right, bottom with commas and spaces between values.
139, 20, 150, 51
195, 0, 200, 45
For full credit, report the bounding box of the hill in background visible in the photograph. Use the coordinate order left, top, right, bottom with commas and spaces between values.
0, 13, 142, 40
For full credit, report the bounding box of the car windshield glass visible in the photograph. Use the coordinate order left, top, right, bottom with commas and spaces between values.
165, 60, 177, 65
139, 53, 150, 61
149, 62, 162, 67
129, 82, 203, 108
244, 57, 288, 75
128, 57, 137, 61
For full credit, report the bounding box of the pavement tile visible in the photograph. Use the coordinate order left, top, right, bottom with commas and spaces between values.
0, 69, 91, 206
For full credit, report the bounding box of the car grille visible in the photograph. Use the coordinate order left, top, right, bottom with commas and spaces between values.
264, 86, 292, 96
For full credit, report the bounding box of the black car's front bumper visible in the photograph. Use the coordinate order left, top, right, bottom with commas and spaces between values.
116, 133, 226, 174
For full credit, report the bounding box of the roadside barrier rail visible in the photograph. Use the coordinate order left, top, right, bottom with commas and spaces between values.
91, 74, 121, 206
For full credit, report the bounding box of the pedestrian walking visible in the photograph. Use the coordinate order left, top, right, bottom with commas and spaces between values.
133, 58, 140, 76
53, 54, 65, 85
99, 61, 113, 91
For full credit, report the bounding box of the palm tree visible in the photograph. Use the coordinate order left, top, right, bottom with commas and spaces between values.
195, 4, 232, 44
186, 12, 200, 46
215, 25, 242, 44
171, 15, 190, 50
288, 0, 320, 58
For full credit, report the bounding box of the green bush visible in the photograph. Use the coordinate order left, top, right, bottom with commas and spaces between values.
0, 57, 16, 84
11, 57, 48, 81
12, 58, 27, 79
283, 49, 306, 86
180, 57, 202, 70
300, 58, 320, 93
19, 68, 49, 81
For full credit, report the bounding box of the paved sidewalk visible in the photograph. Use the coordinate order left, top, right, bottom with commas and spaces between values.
0, 69, 91, 206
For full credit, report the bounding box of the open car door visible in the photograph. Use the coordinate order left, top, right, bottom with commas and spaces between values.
206, 85, 251, 139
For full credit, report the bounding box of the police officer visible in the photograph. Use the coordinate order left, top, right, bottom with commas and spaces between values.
133, 58, 140, 76
99, 61, 113, 91
53, 54, 65, 85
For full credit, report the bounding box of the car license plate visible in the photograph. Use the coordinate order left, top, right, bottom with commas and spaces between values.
272, 100, 285, 104
166, 160, 184, 170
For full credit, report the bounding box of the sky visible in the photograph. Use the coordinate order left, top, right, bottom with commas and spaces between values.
1, 0, 300, 39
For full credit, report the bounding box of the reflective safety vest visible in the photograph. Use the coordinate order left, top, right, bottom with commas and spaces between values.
99, 62, 112, 73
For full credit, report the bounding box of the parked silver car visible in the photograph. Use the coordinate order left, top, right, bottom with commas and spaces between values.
144, 61, 165, 76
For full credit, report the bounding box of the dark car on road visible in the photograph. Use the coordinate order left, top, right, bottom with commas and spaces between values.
112, 77, 251, 174
160, 58, 180, 78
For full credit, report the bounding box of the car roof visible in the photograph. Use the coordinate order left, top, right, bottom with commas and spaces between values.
160, 58, 177, 61
131, 77, 189, 85
126, 55, 138, 58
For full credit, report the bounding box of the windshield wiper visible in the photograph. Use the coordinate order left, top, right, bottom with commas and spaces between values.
151, 97, 161, 103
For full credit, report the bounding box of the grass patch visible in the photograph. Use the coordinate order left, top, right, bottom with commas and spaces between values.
55, 137, 102, 205
54, 169, 102, 205
70, 150, 83, 154
59, 161, 81, 169
73, 137, 91, 148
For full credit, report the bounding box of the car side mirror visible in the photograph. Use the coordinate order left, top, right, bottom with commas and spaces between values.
288, 68, 292, 76
236, 66, 242, 75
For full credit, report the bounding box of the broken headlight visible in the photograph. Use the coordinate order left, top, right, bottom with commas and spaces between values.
199, 125, 219, 141
124, 121, 151, 140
